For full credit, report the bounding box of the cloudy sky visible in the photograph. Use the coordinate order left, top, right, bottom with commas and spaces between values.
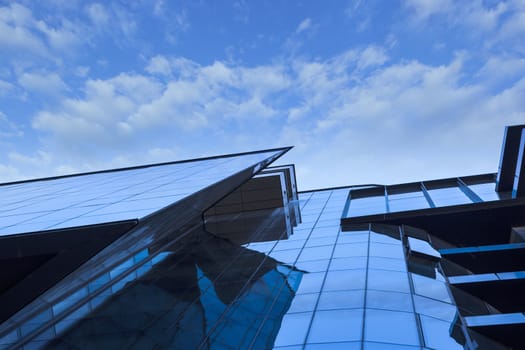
0, 0, 524, 190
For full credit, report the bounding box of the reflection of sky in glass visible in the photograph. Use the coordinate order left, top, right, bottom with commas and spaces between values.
345, 180, 512, 218
388, 191, 430, 212
0, 150, 279, 236
267, 189, 466, 349
427, 187, 471, 207
0, 177, 479, 349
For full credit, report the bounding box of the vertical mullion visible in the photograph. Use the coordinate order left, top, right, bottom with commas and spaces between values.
420, 182, 436, 208
384, 186, 390, 214
457, 178, 483, 203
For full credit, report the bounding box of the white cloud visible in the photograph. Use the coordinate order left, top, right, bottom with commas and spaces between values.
233, 0, 249, 24
85, 3, 109, 27
404, 0, 454, 21
404, 0, 521, 50
0, 2, 87, 64
146, 55, 172, 76
0, 79, 14, 96
8, 150, 52, 167
4, 40, 522, 191
0, 163, 22, 183
111, 4, 137, 40
35, 18, 80, 51
357, 46, 389, 70
239, 65, 290, 95
405, 0, 508, 31
153, 0, 165, 17
345, 0, 363, 17
27, 56, 294, 169
0, 111, 23, 137
494, 6, 525, 49
0, 3, 48, 55
296, 18, 312, 34
277, 52, 525, 189
146, 55, 200, 78
75, 66, 90, 77
18, 71, 68, 95
32, 73, 163, 151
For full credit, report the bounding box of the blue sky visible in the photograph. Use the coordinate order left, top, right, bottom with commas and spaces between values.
0, 0, 524, 190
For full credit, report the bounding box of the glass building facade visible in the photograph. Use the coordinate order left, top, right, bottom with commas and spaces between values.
1, 125, 525, 349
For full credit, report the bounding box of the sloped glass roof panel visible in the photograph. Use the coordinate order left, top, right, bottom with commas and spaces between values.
0, 150, 284, 236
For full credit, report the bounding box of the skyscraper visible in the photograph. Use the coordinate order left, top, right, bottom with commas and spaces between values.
0, 126, 524, 349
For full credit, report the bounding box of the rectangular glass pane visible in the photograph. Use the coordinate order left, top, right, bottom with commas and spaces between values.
347, 196, 385, 217
427, 187, 471, 207
468, 182, 501, 201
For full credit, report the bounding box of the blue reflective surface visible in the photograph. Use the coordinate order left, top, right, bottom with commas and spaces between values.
345, 180, 504, 219
0, 150, 280, 236
1, 184, 477, 349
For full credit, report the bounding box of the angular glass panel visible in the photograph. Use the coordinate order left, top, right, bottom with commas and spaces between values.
407, 237, 441, 260
413, 295, 457, 322
420, 314, 464, 349
0, 149, 283, 236
412, 274, 452, 303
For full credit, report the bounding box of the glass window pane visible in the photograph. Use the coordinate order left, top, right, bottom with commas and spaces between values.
388, 191, 430, 212
468, 182, 500, 201
333, 243, 368, 258
274, 312, 313, 347
329, 257, 367, 271
307, 309, 363, 343
367, 269, 410, 293
368, 257, 406, 272
347, 196, 385, 217
366, 290, 413, 312
323, 270, 366, 291
287, 294, 319, 313
420, 314, 464, 349
364, 309, 420, 346
412, 274, 452, 303
296, 272, 326, 294
427, 187, 471, 207
317, 290, 365, 310
369, 242, 404, 259
413, 295, 457, 322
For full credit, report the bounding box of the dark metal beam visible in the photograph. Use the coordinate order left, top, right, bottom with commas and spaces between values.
496, 125, 525, 192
